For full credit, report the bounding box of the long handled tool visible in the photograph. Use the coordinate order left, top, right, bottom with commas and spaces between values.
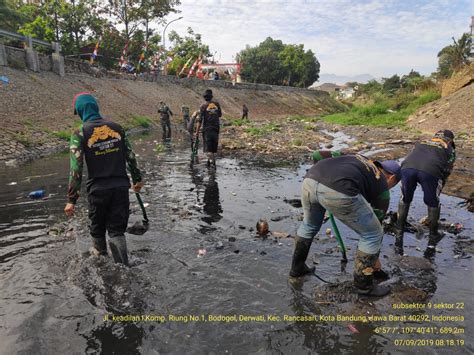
191, 135, 199, 163
135, 192, 149, 225
329, 213, 348, 262
126, 192, 149, 235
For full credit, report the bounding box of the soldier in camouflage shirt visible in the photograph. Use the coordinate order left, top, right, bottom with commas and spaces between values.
65, 93, 143, 265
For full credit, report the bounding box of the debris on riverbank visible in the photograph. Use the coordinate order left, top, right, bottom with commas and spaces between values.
219, 117, 474, 200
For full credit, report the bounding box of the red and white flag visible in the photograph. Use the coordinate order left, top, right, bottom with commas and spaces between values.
187, 56, 202, 78
119, 41, 129, 67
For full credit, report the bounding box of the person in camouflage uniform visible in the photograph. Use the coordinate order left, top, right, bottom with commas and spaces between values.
158, 101, 173, 140
64, 92, 143, 265
181, 105, 190, 130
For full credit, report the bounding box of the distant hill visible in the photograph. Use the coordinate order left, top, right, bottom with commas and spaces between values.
312, 73, 376, 86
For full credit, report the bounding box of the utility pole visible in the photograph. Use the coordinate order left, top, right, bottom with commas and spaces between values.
162, 16, 183, 51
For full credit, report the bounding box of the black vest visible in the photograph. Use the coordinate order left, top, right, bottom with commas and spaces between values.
201, 101, 221, 131
402, 139, 453, 179
82, 119, 128, 180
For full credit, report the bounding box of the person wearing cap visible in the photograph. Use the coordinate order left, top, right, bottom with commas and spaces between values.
290, 151, 401, 297
64, 93, 144, 265
395, 130, 456, 257
158, 101, 173, 140
194, 89, 222, 168
181, 104, 191, 130
242, 104, 249, 121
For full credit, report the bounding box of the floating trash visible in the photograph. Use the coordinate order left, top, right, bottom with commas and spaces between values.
28, 190, 45, 199
197, 248, 207, 258
348, 324, 359, 334
7, 182, 17, 186
256, 219, 269, 236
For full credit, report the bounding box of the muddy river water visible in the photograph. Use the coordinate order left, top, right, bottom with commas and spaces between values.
0, 131, 472, 354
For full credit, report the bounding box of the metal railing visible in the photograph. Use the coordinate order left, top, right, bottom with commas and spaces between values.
0, 28, 60, 53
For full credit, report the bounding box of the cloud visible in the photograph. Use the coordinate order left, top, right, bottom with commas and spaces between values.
159, 0, 472, 77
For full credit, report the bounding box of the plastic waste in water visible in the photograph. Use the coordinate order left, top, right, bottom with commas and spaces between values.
28, 190, 45, 199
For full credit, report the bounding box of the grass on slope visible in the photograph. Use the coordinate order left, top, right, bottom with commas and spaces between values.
322, 91, 440, 127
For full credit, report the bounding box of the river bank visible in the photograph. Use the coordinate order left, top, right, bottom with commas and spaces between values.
219, 116, 474, 200
0, 131, 472, 353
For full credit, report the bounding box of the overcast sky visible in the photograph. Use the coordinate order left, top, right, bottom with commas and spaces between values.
160, 0, 472, 78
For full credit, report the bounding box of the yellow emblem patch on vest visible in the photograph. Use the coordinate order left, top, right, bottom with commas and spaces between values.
207, 103, 218, 112
87, 125, 121, 148
355, 154, 381, 179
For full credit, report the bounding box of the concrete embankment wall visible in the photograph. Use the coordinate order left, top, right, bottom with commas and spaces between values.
0, 56, 346, 164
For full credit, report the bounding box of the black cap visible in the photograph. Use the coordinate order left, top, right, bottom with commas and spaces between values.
435, 129, 454, 141
379, 160, 402, 182
203, 89, 213, 100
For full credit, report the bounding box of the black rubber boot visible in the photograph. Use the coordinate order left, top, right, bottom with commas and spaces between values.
109, 235, 129, 266
91, 237, 107, 256
424, 206, 444, 259
354, 250, 390, 297
289, 236, 315, 277
395, 201, 410, 255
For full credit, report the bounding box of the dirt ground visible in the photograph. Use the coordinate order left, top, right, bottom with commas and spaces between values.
1, 66, 472, 202
219, 116, 474, 201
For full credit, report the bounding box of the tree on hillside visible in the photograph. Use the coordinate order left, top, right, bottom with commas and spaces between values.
279, 44, 305, 86
300, 49, 320, 87
138, 0, 180, 43
401, 69, 422, 91
61, 0, 101, 53
236, 37, 320, 87
437, 33, 472, 78
17, 5, 57, 44
0, 0, 23, 31
382, 74, 401, 94
166, 27, 210, 75
105, 0, 180, 40
237, 37, 285, 85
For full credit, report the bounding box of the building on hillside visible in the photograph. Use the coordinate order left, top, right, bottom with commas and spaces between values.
311, 83, 345, 93
338, 87, 356, 99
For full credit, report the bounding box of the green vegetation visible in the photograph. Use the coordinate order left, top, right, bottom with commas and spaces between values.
14, 131, 32, 147
244, 123, 281, 136
230, 118, 250, 126
236, 37, 320, 87
0, 0, 181, 70
287, 115, 320, 123
323, 90, 441, 127
245, 127, 264, 136
51, 130, 72, 141
133, 115, 152, 128
291, 138, 303, 146
154, 143, 165, 153
437, 33, 472, 79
